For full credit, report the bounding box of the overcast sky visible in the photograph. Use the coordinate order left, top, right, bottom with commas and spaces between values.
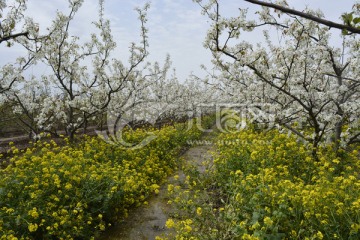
0, 0, 356, 81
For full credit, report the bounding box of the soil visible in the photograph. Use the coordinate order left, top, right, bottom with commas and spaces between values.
98, 131, 216, 240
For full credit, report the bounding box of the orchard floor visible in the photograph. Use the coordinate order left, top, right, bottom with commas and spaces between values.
98, 130, 216, 240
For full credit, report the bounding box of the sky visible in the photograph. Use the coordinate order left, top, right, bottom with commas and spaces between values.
0, 0, 356, 82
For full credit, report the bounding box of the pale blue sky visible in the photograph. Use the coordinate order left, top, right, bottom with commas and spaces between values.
0, 0, 356, 81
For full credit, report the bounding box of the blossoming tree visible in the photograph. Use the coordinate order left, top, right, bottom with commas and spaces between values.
2, 0, 183, 140
0, 0, 40, 94
194, 0, 360, 157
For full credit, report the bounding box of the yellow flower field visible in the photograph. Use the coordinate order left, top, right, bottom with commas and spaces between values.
163, 127, 360, 240
0, 117, 214, 239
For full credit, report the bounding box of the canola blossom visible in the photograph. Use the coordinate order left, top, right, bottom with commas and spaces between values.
0, 117, 214, 239
162, 126, 360, 240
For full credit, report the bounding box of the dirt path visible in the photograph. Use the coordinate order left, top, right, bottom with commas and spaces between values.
98, 131, 215, 240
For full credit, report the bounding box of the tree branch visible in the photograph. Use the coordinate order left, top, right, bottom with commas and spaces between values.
0, 32, 29, 44
244, 0, 360, 34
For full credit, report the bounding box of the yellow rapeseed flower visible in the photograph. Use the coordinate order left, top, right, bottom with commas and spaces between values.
316, 231, 324, 239
28, 223, 38, 232
196, 207, 202, 216
263, 216, 273, 226
65, 183, 72, 190
28, 208, 39, 219
165, 219, 175, 229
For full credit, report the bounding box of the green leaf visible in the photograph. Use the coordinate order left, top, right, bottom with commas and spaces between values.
349, 12, 354, 22
342, 12, 354, 26
353, 17, 360, 25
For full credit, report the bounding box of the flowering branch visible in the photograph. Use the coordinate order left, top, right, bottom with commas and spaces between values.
244, 0, 360, 34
